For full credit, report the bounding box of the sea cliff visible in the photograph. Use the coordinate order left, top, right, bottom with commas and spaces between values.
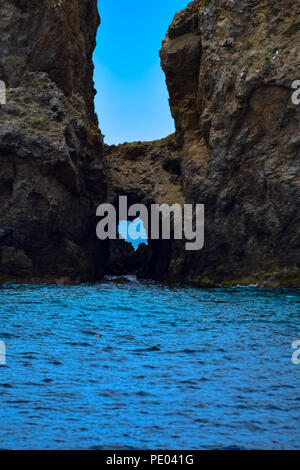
0, 0, 299, 286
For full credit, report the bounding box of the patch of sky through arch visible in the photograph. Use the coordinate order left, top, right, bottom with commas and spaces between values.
118, 218, 148, 251
93, 0, 190, 145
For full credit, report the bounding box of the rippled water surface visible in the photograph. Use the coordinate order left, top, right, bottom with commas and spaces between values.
0, 281, 299, 449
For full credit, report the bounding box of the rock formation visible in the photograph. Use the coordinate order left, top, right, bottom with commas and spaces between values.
0, 0, 299, 287
106, 0, 300, 287
0, 0, 107, 282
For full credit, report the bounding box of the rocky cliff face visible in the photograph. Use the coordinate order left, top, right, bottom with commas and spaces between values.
106, 0, 300, 287
1, 0, 299, 286
0, 0, 107, 282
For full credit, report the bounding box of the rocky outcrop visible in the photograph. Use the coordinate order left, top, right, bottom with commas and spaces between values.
106, 0, 300, 287
0, 0, 107, 282
1, 0, 299, 287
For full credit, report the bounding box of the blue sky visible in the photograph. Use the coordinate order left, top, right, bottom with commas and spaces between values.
94, 0, 190, 145
118, 219, 148, 250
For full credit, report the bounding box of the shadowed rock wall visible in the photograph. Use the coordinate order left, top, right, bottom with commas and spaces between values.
0, 0, 107, 282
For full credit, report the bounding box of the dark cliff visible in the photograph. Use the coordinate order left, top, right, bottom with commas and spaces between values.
0, 0, 299, 287
106, 0, 300, 287
0, 0, 107, 282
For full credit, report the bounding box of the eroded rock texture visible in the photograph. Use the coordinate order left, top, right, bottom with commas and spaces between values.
0, 0, 107, 282
0, 0, 299, 286
106, 0, 300, 287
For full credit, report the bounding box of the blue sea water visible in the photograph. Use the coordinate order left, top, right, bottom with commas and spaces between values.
0, 280, 299, 450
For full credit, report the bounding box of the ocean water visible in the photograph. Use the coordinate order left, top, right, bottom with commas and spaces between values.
0, 280, 299, 450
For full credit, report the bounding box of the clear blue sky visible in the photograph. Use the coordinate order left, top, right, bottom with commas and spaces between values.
94, 0, 190, 145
